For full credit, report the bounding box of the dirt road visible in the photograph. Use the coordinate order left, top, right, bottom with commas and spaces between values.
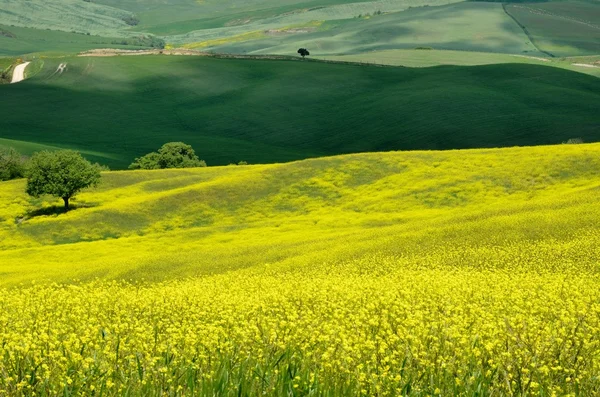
11, 62, 31, 84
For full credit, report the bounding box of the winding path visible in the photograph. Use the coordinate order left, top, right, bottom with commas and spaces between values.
11, 62, 31, 84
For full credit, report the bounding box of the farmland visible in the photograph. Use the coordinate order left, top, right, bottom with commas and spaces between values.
0, 143, 599, 394
1, 0, 600, 394
196, 2, 541, 56
1, 55, 599, 169
505, 1, 600, 57
1, 0, 599, 64
321, 50, 600, 77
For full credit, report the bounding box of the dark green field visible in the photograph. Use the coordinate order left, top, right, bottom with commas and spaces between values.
0, 25, 152, 57
1, 55, 599, 169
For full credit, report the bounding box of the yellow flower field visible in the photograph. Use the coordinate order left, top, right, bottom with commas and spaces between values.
0, 144, 599, 395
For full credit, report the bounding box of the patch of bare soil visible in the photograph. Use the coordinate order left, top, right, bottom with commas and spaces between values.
572, 63, 600, 68
78, 49, 207, 57
265, 27, 316, 35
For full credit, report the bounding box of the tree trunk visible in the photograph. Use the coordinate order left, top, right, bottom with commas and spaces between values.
63, 197, 69, 211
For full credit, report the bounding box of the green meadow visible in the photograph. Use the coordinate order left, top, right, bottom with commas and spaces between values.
199, 2, 540, 56
1, 55, 599, 169
321, 49, 600, 77
1, 0, 599, 64
0, 25, 152, 57
505, 1, 600, 57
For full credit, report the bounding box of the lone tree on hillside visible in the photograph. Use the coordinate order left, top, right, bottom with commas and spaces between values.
129, 142, 207, 170
26, 150, 102, 210
298, 48, 310, 58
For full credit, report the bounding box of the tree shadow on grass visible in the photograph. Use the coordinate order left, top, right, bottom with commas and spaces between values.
16, 202, 98, 224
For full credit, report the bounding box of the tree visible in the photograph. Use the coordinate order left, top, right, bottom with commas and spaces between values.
26, 150, 102, 210
298, 48, 310, 58
0, 147, 27, 181
129, 142, 207, 170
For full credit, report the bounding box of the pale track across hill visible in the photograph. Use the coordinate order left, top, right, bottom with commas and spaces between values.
10, 62, 30, 84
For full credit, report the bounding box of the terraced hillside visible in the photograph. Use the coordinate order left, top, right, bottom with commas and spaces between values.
1, 55, 599, 169
0, 144, 599, 394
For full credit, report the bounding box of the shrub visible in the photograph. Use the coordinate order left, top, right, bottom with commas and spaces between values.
0, 147, 27, 181
129, 142, 207, 170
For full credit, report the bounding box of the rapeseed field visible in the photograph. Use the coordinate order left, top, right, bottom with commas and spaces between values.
0, 144, 599, 395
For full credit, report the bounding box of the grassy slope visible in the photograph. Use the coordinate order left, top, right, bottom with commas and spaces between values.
505, 1, 600, 57
166, 0, 459, 47
96, 0, 395, 33
204, 2, 541, 56
2, 0, 598, 68
1, 55, 599, 169
321, 49, 600, 77
0, 25, 151, 57
0, 0, 134, 36
0, 143, 598, 285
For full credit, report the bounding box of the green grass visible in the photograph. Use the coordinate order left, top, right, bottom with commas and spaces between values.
96, 0, 395, 33
2, 0, 598, 67
0, 56, 600, 168
323, 49, 550, 67
0, 0, 135, 36
164, 0, 459, 47
505, 1, 600, 57
0, 55, 599, 169
0, 57, 14, 70
0, 25, 152, 57
321, 49, 600, 77
183, 2, 542, 56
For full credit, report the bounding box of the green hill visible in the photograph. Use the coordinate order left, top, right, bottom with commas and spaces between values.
320, 50, 600, 78
1, 0, 598, 68
504, 1, 600, 57
194, 2, 540, 56
1, 55, 599, 169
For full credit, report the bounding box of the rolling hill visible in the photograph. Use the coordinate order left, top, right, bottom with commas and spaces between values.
505, 1, 600, 57
1, 142, 599, 394
321, 50, 600, 77
0, 143, 598, 284
0, 55, 599, 169
190, 2, 541, 55
1, 0, 599, 62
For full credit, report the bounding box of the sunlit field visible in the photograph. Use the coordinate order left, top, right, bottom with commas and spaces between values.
0, 143, 599, 395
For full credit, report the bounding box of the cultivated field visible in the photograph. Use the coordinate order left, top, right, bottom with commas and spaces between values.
199, 2, 541, 56
505, 0, 600, 57
0, 144, 599, 394
0, 25, 151, 57
1, 55, 599, 169
1, 0, 598, 66
321, 49, 600, 77
0, 0, 135, 36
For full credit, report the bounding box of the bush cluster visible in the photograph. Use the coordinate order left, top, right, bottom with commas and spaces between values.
129, 142, 207, 170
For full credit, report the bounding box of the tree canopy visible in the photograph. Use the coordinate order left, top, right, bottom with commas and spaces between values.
298, 48, 310, 58
0, 147, 27, 181
129, 142, 207, 170
26, 150, 102, 210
